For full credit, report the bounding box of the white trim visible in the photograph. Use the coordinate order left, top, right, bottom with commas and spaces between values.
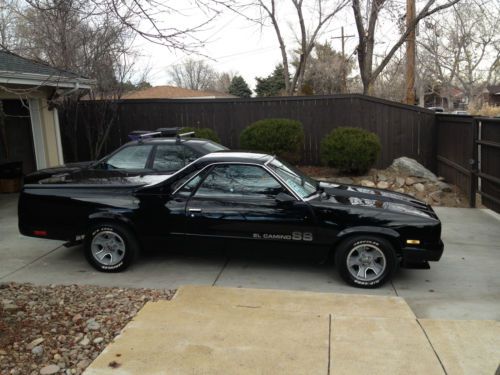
0, 71, 93, 89
53, 108, 64, 165
28, 98, 47, 169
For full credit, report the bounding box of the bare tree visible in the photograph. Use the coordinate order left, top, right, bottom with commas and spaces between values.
297, 42, 354, 95
373, 53, 406, 101
168, 59, 219, 91
418, 0, 500, 107
0, 0, 18, 50
228, 0, 348, 95
8, 0, 145, 160
22, 0, 224, 52
352, 0, 462, 95
214, 71, 238, 92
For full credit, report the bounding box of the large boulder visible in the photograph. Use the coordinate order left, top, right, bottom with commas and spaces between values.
390, 157, 438, 181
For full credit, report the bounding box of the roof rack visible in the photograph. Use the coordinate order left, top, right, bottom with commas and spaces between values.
127, 127, 196, 142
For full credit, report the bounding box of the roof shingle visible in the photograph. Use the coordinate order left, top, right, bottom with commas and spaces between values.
0, 50, 85, 79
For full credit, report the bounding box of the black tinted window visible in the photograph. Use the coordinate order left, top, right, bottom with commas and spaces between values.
153, 145, 185, 171
195, 165, 284, 198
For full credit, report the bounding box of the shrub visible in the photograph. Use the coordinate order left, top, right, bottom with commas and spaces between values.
180, 127, 221, 143
239, 118, 304, 163
320, 127, 381, 174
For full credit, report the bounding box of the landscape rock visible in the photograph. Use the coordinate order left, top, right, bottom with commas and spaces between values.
40, 365, 60, 375
414, 183, 425, 193
405, 177, 417, 186
79, 336, 90, 346
390, 157, 438, 181
31, 346, 44, 357
361, 179, 375, 187
27, 338, 45, 350
377, 173, 388, 181
377, 181, 390, 189
395, 177, 406, 188
335, 177, 354, 185
77, 359, 91, 369
86, 319, 100, 331
437, 181, 452, 192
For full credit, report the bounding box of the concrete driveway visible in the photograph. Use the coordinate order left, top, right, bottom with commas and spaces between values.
1, 193, 499, 320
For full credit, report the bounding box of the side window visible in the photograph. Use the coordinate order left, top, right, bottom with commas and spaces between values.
176, 174, 204, 197
106, 145, 153, 169
153, 145, 185, 171
194, 165, 284, 198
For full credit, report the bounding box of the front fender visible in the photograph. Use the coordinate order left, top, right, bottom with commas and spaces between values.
336, 226, 401, 241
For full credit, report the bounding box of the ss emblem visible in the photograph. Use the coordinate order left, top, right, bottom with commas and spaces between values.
292, 231, 313, 241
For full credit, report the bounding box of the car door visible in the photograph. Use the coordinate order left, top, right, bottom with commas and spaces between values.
184, 164, 317, 251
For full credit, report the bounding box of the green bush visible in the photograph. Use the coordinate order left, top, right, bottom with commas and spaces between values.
239, 118, 304, 163
180, 127, 221, 143
320, 127, 381, 174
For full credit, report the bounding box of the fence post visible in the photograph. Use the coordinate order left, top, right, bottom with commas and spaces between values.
469, 118, 479, 208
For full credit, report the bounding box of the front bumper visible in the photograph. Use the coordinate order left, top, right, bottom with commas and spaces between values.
401, 240, 444, 262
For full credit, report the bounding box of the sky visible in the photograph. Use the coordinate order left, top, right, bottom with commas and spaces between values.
132, 1, 363, 90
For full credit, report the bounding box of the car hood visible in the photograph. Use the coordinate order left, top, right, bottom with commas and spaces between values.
311, 182, 438, 219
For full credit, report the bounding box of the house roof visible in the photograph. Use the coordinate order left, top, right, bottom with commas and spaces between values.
0, 50, 94, 89
486, 85, 500, 95
122, 85, 236, 99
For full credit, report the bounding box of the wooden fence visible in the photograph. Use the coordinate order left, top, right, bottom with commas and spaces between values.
436, 114, 500, 213
59, 94, 437, 170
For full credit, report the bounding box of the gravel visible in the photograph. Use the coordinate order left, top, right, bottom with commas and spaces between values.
0, 283, 175, 375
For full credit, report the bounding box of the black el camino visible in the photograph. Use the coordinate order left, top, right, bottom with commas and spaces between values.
18, 152, 443, 288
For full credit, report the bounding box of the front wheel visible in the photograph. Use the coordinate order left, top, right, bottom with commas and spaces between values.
335, 235, 397, 288
84, 222, 139, 272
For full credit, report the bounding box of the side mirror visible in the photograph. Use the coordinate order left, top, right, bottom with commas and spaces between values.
275, 192, 296, 205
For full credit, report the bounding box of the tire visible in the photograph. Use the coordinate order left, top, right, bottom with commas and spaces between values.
334, 235, 397, 288
84, 222, 139, 272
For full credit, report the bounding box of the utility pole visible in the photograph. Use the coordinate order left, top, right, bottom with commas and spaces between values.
332, 27, 355, 93
405, 0, 416, 104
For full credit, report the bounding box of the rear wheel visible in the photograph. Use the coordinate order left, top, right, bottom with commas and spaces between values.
335, 235, 397, 288
84, 222, 139, 272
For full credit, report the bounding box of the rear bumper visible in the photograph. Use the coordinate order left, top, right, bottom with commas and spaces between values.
401, 240, 444, 262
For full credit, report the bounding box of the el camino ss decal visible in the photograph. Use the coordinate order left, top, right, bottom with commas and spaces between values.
253, 232, 313, 241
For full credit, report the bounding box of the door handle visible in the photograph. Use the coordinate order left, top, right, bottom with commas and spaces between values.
188, 208, 202, 217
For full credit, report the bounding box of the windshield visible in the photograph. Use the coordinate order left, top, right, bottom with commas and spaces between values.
268, 158, 317, 199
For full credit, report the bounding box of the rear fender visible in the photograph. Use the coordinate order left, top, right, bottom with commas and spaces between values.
87, 212, 137, 233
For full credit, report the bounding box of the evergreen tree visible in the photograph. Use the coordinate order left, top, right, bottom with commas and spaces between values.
228, 75, 252, 98
255, 65, 287, 97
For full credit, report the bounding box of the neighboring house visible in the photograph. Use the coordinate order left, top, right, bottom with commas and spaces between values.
122, 85, 236, 100
424, 86, 467, 111
0, 50, 93, 174
480, 85, 500, 107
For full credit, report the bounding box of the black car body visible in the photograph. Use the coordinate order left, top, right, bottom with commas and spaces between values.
19, 152, 443, 288
24, 132, 227, 184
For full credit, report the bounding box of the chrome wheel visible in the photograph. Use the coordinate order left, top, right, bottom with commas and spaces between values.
346, 243, 387, 282
91, 231, 126, 266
